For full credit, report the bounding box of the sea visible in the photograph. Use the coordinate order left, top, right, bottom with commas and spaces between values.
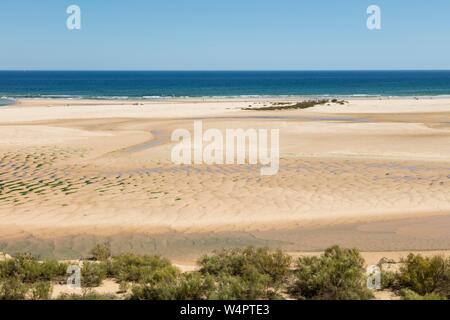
1, 71, 450, 103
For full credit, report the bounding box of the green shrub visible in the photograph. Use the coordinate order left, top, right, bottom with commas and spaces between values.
108, 253, 176, 283
242, 100, 331, 111
396, 254, 450, 298
380, 269, 398, 290
118, 281, 131, 294
89, 243, 112, 261
130, 282, 177, 300
175, 272, 215, 300
199, 247, 291, 291
57, 289, 117, 300
0, 277, 28, 300
402, 288, 447, 300
129, 267, 179, 300
0, 254, 67, 283
29, 282, 52, 300
289, 246, 373, 300
35, 260, 68, 283
213, 273, 275, 300
130, 271, 214, 300
211, 275, 249, 300
116, 254, 182, 300
81, 262, 108, 288
198, 247, 291, 300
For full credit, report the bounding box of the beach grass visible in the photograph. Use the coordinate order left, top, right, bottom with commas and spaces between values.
242, 99, 347, 111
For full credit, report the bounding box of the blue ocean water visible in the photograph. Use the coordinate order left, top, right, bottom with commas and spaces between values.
1, 71, 450, 99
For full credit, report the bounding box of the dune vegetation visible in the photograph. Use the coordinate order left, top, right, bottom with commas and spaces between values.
0, 245, 448, 300
242, 99, 347, 111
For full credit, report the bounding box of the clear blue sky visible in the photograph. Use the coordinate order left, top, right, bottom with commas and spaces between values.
1, 0, 449, 70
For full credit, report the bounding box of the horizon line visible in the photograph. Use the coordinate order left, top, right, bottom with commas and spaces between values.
1, 69, 450, 72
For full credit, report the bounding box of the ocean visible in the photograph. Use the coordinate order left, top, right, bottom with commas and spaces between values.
1, 71, 450, 100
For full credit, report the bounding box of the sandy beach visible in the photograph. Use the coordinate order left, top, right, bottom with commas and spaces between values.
1, 97, 450, 261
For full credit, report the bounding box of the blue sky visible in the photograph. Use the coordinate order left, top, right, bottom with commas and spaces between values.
1, 0, 449, 70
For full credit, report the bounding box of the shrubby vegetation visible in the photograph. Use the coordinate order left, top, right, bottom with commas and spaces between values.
288, 246, 373, 300
0, 277, 29, 300
242, 100, 330, 111
0, 253, 67, 283
198, 247, 292, 300
81, 262, 108, 288
382, 254, 449, 300
401, 289, 447, 301
0, 252, 64, 300
242, 99, 347, 111
107, 253, 176, 283
1, 246, 449, 300
29, 281, 53, 300
398, 254, 449, 298
89, 243, 112, 261
130, 271, 215, 300
130, 247, 291, 300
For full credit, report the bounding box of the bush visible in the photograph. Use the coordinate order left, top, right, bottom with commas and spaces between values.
199, 246, 292, 296
118, 281, 131, 294
211, 275, 249, 300
213, 273, 277, 300
0, 254, 67, 283
402, 288, 447, 300
242, 100, 330, 111
379, 254, 450, 300
395, 254, 450, 298
130, 281, 177, 300
29, 282, 52, 300
81, 262, 108, 288
175, 272, 215, 300
289, 246, 373, 300
130, 271, 215, 300
129, 267, 179, 300
89, 243, 112, 261
108, 253, 176, 283
0, 277, 28, 300
380, 269, 398, 290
